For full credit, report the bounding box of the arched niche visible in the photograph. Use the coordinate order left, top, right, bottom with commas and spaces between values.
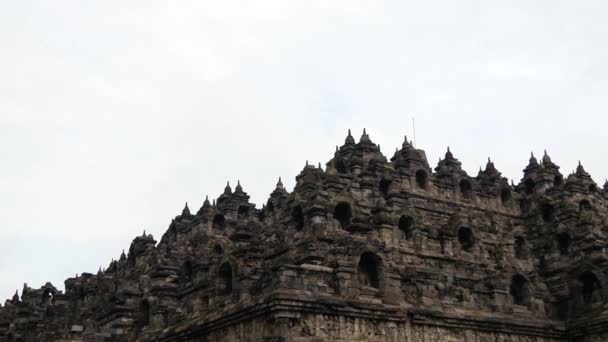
510, 274, 530, 306
357, 252, 382, 289
218, 262, 233, 296
458, 226, 474, 252
333, 202, 352, 229
579, 199, 592, 213
213, 214, 226, 230
379, 179, 391, 199
237, 206, 249, 220
514, 236, 527, 259
415, 170, 428, 189
291, 205, 305, 230
579, 271, 602, 305
459, 179, 473, 198
398, 215, 415, 240
140, 300, 150, 327
524, 179, 535, 195
500, 188, 512, 205
556, 233, 571, 256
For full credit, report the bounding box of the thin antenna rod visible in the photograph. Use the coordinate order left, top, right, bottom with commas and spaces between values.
412, 116, 417, 148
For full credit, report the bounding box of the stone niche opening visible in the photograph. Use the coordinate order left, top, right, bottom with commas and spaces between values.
579, 271, 602, 305
554, 175, 563, 187
514, 236, 527, 259
398, 215, 415, 240
213, 214, 226, 230
524, 179, 535, 195
214, 244, 223, 255
333, 202, 352, 229
415, 170, 428, 189
218, 262, 233, 296
358, 252, 382, 289
510, 274, 530, 306
540, 203, 555, 223
237, 206, 249, 220
182, 260, 193, 283
556, 233, 571, 256
139, 300, 150, 328
379, 179, 391, 199
589, 184, 597, 193
335, 159, 347, 174
501, 188, 512, 205
458, 226, 474, 252
579, 199, 592, 213
459, 179, 473, 198
291, 205, 305, 230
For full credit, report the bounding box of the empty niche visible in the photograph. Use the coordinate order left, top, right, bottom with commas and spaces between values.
213, 214, 226, 230
335, 159, 347, 174
554, 175, 563, 187
140, 300, 150, 327
218, 262, 233, 296
458, 226, 474, 252
291, 205, 305, 230
579, 271, 602, 305
556, 233, 570, 256
510, 274, 530, 306
379, 179, 391, 199
415, 170, 428, 189
524, 179, 535, 195
182, 260, 193, 283
333, 202, 352, 229
237, 206, 249, 220
500, 188, 512, 205
540, 203, 555, 223
514, 236, 527, 259
398, 215, 415, 240
459, 179, 473, 198
579, 199, 592, 213
358, 252, 382, 289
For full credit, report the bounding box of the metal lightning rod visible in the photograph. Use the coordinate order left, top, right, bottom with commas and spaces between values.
412, 116, 417, 148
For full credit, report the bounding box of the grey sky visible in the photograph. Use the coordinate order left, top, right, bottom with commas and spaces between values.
1, 1, 608, 299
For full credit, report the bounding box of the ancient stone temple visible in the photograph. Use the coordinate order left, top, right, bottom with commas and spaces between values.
2, 130, 608, 341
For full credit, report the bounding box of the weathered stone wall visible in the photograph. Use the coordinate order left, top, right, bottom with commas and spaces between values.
282, 313, 565, 342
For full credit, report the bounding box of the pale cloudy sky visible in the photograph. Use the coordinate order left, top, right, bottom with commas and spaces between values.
1, 1, 608, 299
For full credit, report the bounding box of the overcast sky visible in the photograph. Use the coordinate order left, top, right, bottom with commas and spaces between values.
1, 1, 608, 299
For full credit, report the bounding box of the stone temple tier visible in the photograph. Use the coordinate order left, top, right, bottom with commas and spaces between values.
2, 130, 608, 341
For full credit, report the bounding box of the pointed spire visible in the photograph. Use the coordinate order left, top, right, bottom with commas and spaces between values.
224, 181, 232, 194
120, 249, 126, 261
11, 290, 19, 304
604, 179, 608, 191
182, 202, 191, 216
359, 128, 371, 143
235, 180, 243, 193
203, 195, 211, 208
345, 129, 355, 145
142, 229, 146, 237
276, 177, 284, 190
212, 199, 216, 207
445, 146, 454, 160
402, 135, 411, 148
576, 161, 589, 177
526, 152, 538, 168
318, 162, 322, 169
